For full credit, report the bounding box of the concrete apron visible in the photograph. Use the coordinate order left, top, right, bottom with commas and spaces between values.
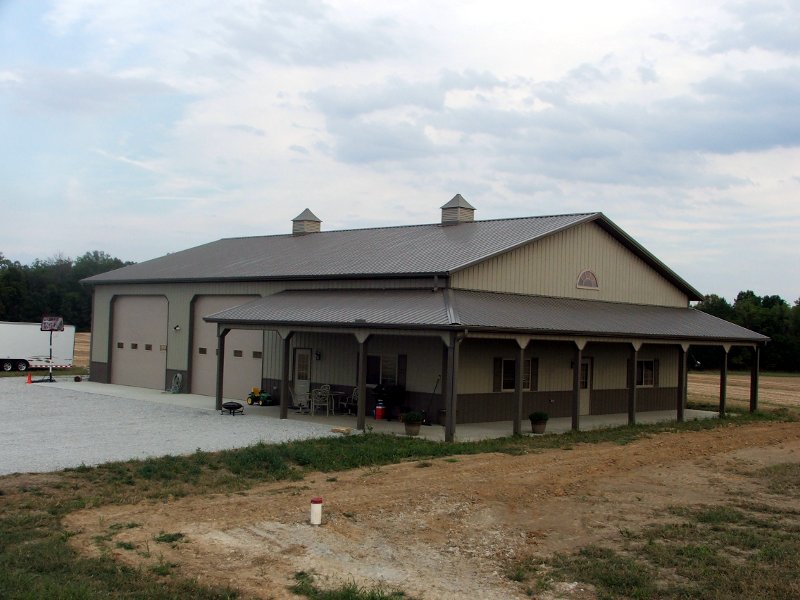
47, 379, 716, 443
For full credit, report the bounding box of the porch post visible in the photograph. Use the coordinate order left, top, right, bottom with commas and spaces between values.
214, 326, 230, 411
444, 333, 461, 443
279, 332, 293, 420
719, 345, 729, 418
677, 344, 688, 423
571, 342, 583, 431
355, 332, 370, 432
514, 338, 528, 435
627, 344, 638, 425
750, 345, 760, 413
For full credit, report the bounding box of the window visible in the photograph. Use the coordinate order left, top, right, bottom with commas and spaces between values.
160, 344, 167, 351
577, 269, 599, 290
145, 344, 152, 351
130, 343, 138, 350
198, 347, 207, 355
117, 342, 124, 349
366, 354, 398, 386
233, 350, 243, 358
252, 351, 263, 359
495, 358, 537, 391
636, 360, 655, 387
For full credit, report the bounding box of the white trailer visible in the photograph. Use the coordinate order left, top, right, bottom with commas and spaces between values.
0, 321, 75, 372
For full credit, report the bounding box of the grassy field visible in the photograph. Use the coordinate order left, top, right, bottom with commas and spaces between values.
0, 407, 794, 599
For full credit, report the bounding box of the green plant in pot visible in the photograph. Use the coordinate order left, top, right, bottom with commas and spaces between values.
401, 411, 424, 436
529, 411, 549, 434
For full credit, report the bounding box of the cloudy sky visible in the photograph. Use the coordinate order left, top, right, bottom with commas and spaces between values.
2, 0, 798, 302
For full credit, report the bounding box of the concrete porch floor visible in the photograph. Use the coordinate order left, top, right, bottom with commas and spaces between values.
48, 379, 715, 442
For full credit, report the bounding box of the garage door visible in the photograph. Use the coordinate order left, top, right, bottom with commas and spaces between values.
111, 296, 168, 390
191, 295, 263, 400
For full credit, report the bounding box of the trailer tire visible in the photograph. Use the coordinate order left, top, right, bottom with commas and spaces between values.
2, 361, 12, 372
16, 360, 28, 372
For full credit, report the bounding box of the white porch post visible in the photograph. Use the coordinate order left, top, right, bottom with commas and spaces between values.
214, 326, 230, 411
571, 342, 583, 431
354, 331, 370, 432
279, 331, 293, 420
444, 333, 461, 443
750, 346, 760, 413
627, 343, 639, 425
719, 345, 730, 417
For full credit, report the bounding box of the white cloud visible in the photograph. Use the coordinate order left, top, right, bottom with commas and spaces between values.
0, 0, 797, 302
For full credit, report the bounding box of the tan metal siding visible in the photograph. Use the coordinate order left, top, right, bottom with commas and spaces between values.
110, 296, 168, 389
457, 340, 574, 394
90, 277, 428, 373
451, 222, 688, 307
191, 295, 263, 399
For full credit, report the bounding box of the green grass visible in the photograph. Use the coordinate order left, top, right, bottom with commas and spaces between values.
0, 406, 791, 599
508, 460, 800, 599
290, 571, 410, 599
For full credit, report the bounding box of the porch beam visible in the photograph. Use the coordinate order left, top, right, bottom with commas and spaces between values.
279, 332, 293, 420
750, 345, 760, 413
627, 344, 638, 425
214, 327, 230, 411
719, 345, 729, 418
677, 345, 688, 423
571, 343, 582, 431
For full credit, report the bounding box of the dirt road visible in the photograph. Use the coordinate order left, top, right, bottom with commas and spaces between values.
66, 421, 800, 599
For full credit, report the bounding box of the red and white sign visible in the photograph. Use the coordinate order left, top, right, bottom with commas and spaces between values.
41, 316, 65, 332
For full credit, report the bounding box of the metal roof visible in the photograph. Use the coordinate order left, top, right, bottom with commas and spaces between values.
441, 194, 475, 210
82, 211, 702, 300
205, 289, 767, 343
83, 213, 596, 283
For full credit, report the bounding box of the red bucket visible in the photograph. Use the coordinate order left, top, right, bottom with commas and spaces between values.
375, 403, 385, 420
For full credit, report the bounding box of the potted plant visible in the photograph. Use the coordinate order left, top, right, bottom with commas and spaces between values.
529, 411, 549, 434
401, 411, 424, 436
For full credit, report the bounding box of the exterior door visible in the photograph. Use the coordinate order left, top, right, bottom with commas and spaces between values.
579, 358, 592, 415
293, 348, 312, 398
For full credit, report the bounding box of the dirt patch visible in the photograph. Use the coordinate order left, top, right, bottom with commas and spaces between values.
64, 422, 800, 599
689, 372, 800, 411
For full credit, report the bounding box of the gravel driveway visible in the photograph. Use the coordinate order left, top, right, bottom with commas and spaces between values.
0, 377, 336, 475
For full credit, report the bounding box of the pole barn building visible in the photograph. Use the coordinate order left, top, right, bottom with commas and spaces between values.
83, 196, 767, 441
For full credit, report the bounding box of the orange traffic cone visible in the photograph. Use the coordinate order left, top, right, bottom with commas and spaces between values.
26, 373, 32, 384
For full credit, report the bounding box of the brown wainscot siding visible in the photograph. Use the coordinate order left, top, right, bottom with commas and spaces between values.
591, 387, 678, 414
90, 361, 109, 383
454, 391, 573, 424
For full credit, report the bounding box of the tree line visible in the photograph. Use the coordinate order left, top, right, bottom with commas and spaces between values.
0, 251, 132, 331
0, 251, 798, 371
694, 291, 800, 373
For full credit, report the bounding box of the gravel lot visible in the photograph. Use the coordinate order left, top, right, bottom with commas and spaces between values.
0, 377, 337, 475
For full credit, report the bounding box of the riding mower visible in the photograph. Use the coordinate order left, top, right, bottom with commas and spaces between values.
245, 387, 276, 406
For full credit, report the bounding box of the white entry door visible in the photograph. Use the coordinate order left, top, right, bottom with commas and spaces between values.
293, 348, 312, 399
579, 358, 592, 415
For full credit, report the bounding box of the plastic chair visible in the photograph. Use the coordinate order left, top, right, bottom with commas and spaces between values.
311, 386, 331, 416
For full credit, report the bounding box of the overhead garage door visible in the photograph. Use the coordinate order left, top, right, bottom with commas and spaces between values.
111, 296, 168, 390
191, 295, 263, 400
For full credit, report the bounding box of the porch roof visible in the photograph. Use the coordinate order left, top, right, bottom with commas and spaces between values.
204, 289, 767, 344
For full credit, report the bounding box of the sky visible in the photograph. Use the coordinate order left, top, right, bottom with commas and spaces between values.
1, 0, 799, 303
